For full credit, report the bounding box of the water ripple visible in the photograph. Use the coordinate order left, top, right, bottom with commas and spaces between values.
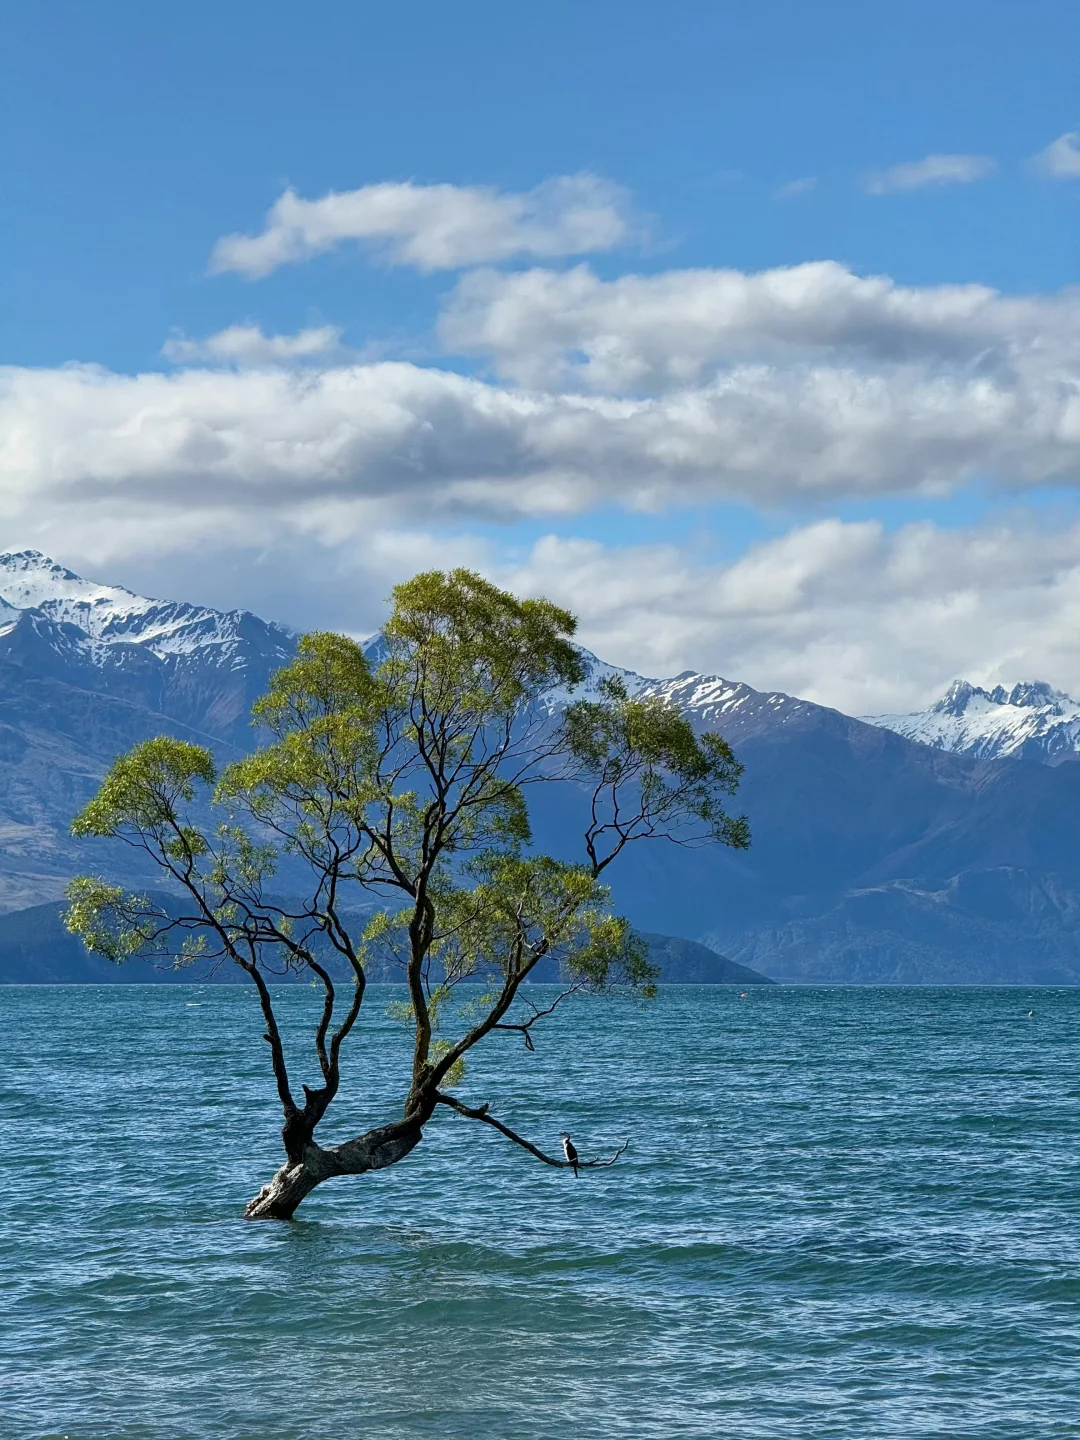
1, 984, 1078, 1438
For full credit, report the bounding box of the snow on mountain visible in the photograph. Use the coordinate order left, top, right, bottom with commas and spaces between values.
0, 550, 297, 744
19, 545, 1077, 768
862, 679, 1080, 763
634, 670, 818, 731
366, 622, 816, 739
549, 653, 823, 740
535, 647, 652, 712
0, 550, 294, 666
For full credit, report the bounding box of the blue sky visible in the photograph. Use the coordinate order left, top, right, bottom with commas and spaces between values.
1, 0, 1078, 710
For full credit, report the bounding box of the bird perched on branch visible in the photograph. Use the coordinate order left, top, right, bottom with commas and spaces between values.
560, 1132, 580, 1177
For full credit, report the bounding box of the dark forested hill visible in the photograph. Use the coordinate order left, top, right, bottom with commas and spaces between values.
0, 900, 772, 986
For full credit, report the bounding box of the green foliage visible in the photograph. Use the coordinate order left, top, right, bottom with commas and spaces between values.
429, 1038, 466, 1088
64, 877, 164, 965
253, 630, 379, 734
68, 568, 749, 1144
71, 738, 215, 841
219, 632, 382, 836
383, 568, 585, 717
432, 855, 655, 991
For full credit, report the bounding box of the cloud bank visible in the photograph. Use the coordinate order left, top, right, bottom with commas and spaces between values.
503, 513, 1080, 714
4, 176, 1079, 712
440, 258, 1080, 392
2, 339, 1075, 538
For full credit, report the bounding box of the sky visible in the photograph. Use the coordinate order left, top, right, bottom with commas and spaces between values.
2, 0, 1078, 713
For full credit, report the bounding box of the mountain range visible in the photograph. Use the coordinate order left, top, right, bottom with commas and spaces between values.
863, 680, 1080, 764
0, 548, 1078, 985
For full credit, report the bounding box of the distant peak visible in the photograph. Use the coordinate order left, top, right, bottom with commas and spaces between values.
0, 549, 81, 580
933, 680, 981, 716
932, 678, 1073, 717
989, 680, 1068, 711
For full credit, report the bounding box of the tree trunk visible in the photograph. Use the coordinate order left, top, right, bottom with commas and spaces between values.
244, 1147, 334, 1220
244, 1121, 424, 1220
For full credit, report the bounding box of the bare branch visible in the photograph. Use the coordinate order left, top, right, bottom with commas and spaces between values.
494, 983, 586, 1050
435, 1092, 628, 1169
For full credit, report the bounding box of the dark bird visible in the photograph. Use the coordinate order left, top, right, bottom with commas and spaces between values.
560, 1132, 580, 1177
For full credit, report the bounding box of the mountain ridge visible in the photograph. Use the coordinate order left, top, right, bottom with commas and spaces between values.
863, 678, 1080, 764
0, 550, 1077, 984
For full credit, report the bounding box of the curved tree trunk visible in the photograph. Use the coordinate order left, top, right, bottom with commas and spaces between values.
245, 1122, 424, 1220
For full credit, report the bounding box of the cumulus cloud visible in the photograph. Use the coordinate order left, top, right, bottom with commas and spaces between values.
1033, 130, 1080, 179
439, 258, 1080, 394
162, 324, 346, 366
500, 514, 1080, 714
13, 485, 1080, 716
1, 350, 1076, 543
3, 344, 1077, 711
4, 156, 1073, 712
863, 153, 996, 195
209, 174, 632, 278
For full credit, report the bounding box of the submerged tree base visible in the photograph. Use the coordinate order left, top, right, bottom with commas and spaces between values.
245, 1155, 331, 1220
245, 1125, 425, 1220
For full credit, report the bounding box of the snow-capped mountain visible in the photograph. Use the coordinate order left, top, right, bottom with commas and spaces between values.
0, 550, 811, 744
862, 680, 1080, 764
7, 550, 1080, 987
0, 548, 295, 662
364, 618, 815, 730
0, 550, 296, 742
634, 670, 820, 734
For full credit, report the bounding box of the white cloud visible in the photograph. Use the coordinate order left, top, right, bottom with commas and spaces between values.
5, 165, 1073, 713
17, 490, 1080, 718
863, 153, 996, 195
500, 514, 1080, 714
209, 174, 633, 278
439, 259, 1080, 394
0, 350, 1076, 546
1033, 130, 1080, 179
3, 347, 1078, 711
162, 324, 345, 366
775, 177, 817, 200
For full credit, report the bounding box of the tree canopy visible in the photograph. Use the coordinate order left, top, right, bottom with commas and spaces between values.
67, 569, 749, 1218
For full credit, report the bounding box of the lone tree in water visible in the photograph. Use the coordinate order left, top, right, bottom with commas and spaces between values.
67, 571, 749, 1220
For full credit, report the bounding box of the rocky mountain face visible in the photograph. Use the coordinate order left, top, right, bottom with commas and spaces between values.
0, 549, 1078, 984
862, 679, 1080, 764
527, 682, 1080, 985
0, 550, 296, 743
0, 551, 295, 908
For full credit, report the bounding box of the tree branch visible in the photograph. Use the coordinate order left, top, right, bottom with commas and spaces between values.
435, 1092, 628, 1169
493, 984, 585, 1050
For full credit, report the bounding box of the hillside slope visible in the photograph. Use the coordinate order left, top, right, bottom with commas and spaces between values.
0, 900, 771, 986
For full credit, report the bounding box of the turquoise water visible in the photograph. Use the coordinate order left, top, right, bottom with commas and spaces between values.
1, 984, 1078, 1439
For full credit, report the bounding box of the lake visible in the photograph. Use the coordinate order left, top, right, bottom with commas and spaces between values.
1, 983, 1078, 1439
